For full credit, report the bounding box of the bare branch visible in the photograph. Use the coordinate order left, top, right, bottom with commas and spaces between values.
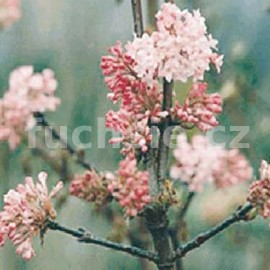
131, 0, 144, 37
170, 192, 195, 270
157, 79, 173, 186
173, 203, 253, 260
178, 192, 195, 222
47, 220, 158, 263
34, 113, 96, 172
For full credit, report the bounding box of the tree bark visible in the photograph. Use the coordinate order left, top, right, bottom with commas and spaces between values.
145, 204, 174, 270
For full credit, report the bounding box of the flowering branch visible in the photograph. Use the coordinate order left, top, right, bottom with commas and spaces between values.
173, 203, 253, 260
47, 220, 158, 263
131, 0, 144, 37
34, 113, 96, 172
0, 2, 260, 269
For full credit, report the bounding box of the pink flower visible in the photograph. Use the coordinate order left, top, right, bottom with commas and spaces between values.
0, 172, 63, 260
0, 96, 34, 149
70, 170, 111, 207
171, 134, 252, 192
172, 82, 222, 131
101, 42, 164, 120
259, 160, 270, 181
9, 66, 60, 113
0, 0, 21, 28
102, 43, 165, 155
125, 3, 223, 84
101, 41, 136, 104
106, 109, 152, 155
214, 149, 253, 189
0, 66, 60, 149
108, 156, 151, 217
170, 134, 221, 192
248, 160, 270, 219
125, 34, 161, 85
102, 4, 223, 155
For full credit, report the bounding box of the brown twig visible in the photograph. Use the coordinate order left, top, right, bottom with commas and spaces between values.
173, 203, 253, 260
131, 0, 144, 37
34, 113, 96, 172
157, 79, 173, 186
169, 192, 195, 270
47, 220, 158, 263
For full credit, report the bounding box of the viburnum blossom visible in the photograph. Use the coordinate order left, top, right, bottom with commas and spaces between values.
170, 134, 252, 192
170, 134, 220, 191
247, 160, 270, 219
171, 82, 222, 131
126, 3, 223, 84
125, 34, 161, 85
0, 66, 60, 149
214, 149, 253, 189
0, 0, 21, 28
102, 3, 223, 155
9, 66, 60, 113
0, 95, 35, 149
0, 172, 63, 260
106, 109, 153, 154
101, 41, 163, 116
102, 42, 166, 155
108, 156, 151, 217
70, 170, 111, 207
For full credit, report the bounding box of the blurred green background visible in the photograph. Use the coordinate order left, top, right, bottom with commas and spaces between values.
1, 0, 270, 269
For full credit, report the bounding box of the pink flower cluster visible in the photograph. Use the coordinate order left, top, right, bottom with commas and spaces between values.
126, 3, 223, 84
248, 160, 270, 219
100, 4, 225, 215
102, 3, 223, 154
0, 0, 21, 28
170, 134, 252, 192
70, 157, 151, 216
101, 42, 166, 155
106, 109, 152, 154
213, 149, 253, 189
0, 172, 63, 260
70, 170, 111, 207
0, 66, 60, 149
171, 82, 222, 131
108, 157, 151, 217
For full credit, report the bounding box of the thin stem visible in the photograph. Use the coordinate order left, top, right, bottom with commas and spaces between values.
157, 79, 173, 186
34, 113, 96, 172
145, 78, 173, 270
30, 138, 73, 181
170, 192, 195, 270
131, 0, 144, 37
178, 192, 195, 222
47, 220, 158, 263
128, 219, 152, 270
147, 0, 158, 27
173, 203, 253, 261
